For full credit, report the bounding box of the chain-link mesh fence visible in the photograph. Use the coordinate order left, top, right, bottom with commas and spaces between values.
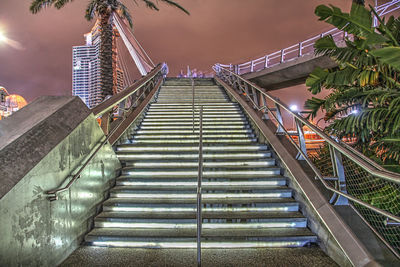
308, 141, 400, 255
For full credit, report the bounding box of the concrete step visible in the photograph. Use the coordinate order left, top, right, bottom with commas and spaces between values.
147, 107, 241, 112
86, 227, 313, 238
115, 178, 287, 188
109, 190, 292, 200
96, 209, 301, 219
116, 144, 269, 152
117, 151, 273, 161
84, 237, 316, 248
103, 201, 297, 213
134, 129, 253, 134
144, 114, 245, 119
103, 196, 296, 205
121, 168, 281, 178
141, 117, 247, 122
138, 125, 251, 130
140, 121, 249, 126
93, 215, 307, 228
145, 111, 243, 116
150, 103, 237, 107
129, 138, 257, 144
124, 159, 275, 169
131, 134, 255, 140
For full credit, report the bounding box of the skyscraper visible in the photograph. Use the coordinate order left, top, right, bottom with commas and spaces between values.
72, 21, 124, 108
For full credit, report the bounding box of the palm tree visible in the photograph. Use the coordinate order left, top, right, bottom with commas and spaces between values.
305, 3, 400, 165
30, 0, 189, 99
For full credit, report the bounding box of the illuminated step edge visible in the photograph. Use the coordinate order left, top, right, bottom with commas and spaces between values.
144, 114, 245, 118
138, 125, 251, 130
142, 117, 246, 122
135, 129, 253, 134
121, 169, 281, 177
131, 134, 255, 139
116, 145, 268, 152
89, 240, 312, 248
130, 139, 257, 144
87, 227, 314, 238
125, 160, 275, 168
117, 152, 272, 160
150, 103, 237, 106
109, 192, 293, 199
140, 122, 249, 126
94, 220, 307, 229
103, 205, 299, 212
147, 108, 242, 112
145, 112, 243, 116
115, 179, 285, 188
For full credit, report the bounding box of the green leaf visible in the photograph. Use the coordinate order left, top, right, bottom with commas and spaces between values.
370, 47, 400, 72
315, 3, 373, 37
306, 67, 328, 94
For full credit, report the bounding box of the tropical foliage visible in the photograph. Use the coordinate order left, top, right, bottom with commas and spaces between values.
30, 0, 189, 99
305, 3, 400, 165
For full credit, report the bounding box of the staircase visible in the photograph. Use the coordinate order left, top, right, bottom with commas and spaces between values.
85, 78, 317, 249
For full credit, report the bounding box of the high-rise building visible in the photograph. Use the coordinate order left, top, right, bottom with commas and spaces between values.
72, 21, 124, 108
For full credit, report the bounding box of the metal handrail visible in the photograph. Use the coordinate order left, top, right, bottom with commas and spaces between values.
92, 63, 163, 117
46, 64, 166, 201
197, 106, 204, 267
218, 0, 400, 75
214, 65, 400, 223
46, 117, 125, 201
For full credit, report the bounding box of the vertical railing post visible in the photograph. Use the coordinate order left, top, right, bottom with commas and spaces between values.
250, 60, 254, 72
264, 55, 269, 68
192, 77, 195, 133
251, 86, 259, 109
295, 119, 307, 161
330, 146, 349, 205
298, 42, 303, 57
274, 103, 285, 134
262, 95, 270, 120
280, 49, 285, 63
197, 106, 204, 267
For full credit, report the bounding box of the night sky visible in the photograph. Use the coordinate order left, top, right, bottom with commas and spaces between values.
0, 0, 368, 105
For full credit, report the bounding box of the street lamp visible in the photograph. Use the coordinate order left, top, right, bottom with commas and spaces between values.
0, 31, 6, 43
290, 105, 298, 130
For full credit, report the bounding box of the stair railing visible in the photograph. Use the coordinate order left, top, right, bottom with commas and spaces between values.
213, 64, 400, 257
197, 106, 204, 267
192, 77, 195, 133
46, 63, 167, 201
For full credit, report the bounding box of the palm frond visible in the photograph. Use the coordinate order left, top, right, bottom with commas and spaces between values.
160, 0, 190, 15
30, 0, 55, 14
118, 3, 133, 28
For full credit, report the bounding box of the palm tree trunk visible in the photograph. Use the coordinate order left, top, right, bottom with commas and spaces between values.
99, 13, 114, 99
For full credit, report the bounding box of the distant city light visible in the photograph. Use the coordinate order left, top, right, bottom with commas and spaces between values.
290, 105, 298, 111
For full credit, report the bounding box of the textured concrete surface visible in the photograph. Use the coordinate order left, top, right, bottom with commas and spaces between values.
243, 54, 337, 91
0, 96, 90, 199
61, 247, 338, 267
0, 96, 121, 266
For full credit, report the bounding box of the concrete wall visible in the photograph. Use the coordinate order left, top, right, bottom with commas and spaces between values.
0, 96, 121, 266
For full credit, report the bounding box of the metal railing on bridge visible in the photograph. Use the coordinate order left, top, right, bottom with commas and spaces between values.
213, 64, 400, 258
218, 0, 400, 75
